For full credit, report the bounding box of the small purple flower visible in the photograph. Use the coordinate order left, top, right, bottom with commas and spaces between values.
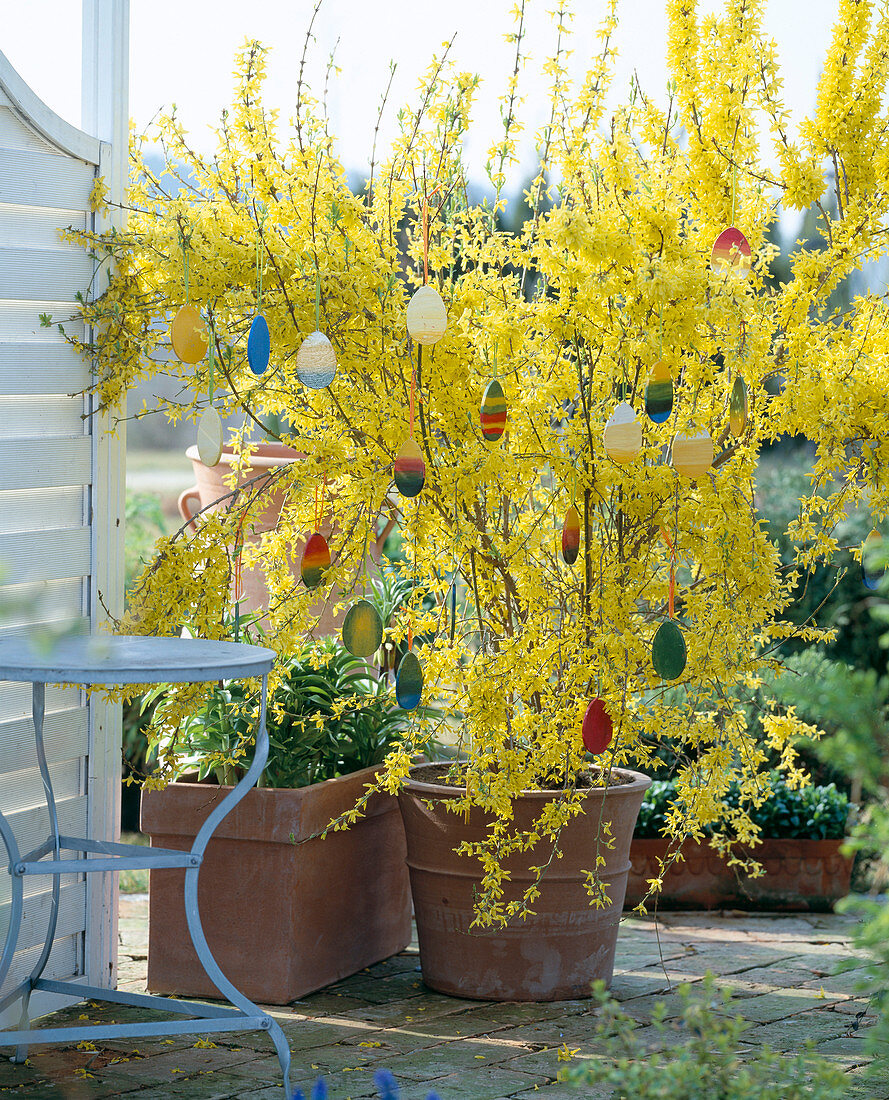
373, 1068, 399, 1099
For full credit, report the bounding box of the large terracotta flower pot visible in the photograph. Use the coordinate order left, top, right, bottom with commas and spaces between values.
398, 763, 650, 1001
625, 837, 854, 912
177, 442, 395, 634
141, 766, 412, 1004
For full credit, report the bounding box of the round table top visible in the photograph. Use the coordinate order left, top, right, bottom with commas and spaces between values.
0, 634, 276, 684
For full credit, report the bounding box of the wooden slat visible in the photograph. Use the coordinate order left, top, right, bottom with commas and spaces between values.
0, 488, 84, 534
0, 709, 87, 774
0, 758, 83, 817
0, 437, 90, 489
1, 795, 88, 865
0, 247, 95, 304
0, 204, 88, 250
0, 526, 92, 586
0, 396, 85, 441
0, 302, 84, 340
0, 148, 94, 211
0, 341, 90, 396
0, 683, 80, 722
1, 936, 79, 1002
0, 882, 86, 958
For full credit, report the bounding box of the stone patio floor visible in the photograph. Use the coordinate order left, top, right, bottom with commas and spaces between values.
0, 896, 885, 1099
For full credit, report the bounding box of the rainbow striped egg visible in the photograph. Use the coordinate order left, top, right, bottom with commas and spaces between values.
480, 379, 507, 442
300, 532, 331, 589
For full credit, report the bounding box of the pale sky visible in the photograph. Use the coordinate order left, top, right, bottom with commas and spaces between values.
1, 1, 843, 190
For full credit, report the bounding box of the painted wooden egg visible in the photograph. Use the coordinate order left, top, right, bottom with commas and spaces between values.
406, 285, 447, 346
480, 378, 507, 442
196, 406, 223, 468
672, 431, 713, 479
652, 620, 687, 680
644, 360, 673, 424
297, 330, 337, 389
710, 227, 751, 277
170, 304, 208, 365
582, 697, 614, 755
396, 649, 423, 710
300, 531, 331, 589
393, 437, 425, 498
862, 529, 885, 590
247, 314, 270, 375
342, 599, 384, 657
729, 375, 748, 437
562, 505, 581, 565
603, 402, 642, 464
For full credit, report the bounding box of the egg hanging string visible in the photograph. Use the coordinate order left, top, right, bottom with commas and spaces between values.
660, 525, 676, 619
207, 318, 215, 402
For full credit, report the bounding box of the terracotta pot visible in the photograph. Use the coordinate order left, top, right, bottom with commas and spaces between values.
625, 837, 854, 912
177, 442, 396, 633
398, 763, 651, 1001
141, 766, 412, 1004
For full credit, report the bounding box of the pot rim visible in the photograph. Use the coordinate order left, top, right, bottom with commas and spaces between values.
402, 761, 651, 800
185, 442, 303, 469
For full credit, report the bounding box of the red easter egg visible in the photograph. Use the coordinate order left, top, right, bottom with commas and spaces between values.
582, 698, 614, 755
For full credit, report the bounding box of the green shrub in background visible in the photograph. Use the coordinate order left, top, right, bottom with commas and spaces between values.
635, 773, 851, 841
561, 975, 848, 1098
125, 491, 166, 594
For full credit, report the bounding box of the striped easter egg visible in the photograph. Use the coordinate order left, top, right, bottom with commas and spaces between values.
603, 401, 642, 464
644, 360, 673, 424
196, 406, 223, 468
862, 529, 885, 590
300, 531, 331, 589
396, 650, 423, 710
562, 505, 581, 565
342, 599, 384, 657
394, 437, 425, 498
297, 330, 337, 389
247, 314, 270, 375
480, 379, 507, 442
406, 285, 447, 346
170, 304, 208, 365
710, 227, 751, 277
672, 431, 713, 479
729, 375, 748, 436
582, 697, 614, 755
652, 620, 687, 680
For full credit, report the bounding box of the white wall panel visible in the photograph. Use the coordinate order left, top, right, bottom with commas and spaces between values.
0, 342, 91, 398
0, 438, 91, 490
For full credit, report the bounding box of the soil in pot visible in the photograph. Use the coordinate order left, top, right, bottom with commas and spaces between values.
398, 762, 650, 1001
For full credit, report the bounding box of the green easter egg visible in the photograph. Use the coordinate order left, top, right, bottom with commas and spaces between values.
652, 620, 687, 681
342, 599, 384, 657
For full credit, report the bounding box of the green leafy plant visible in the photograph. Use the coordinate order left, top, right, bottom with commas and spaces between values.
146, 638, 435, 789
561, 974, 848, 1098
635, 773, 850, 841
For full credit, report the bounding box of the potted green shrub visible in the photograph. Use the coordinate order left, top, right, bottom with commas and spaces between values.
140, 636, 422, 1004
626, 773, 854, 911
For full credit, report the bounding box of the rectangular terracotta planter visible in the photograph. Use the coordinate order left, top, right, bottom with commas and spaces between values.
625, 837, 854, 912
140, 765, 412, 1004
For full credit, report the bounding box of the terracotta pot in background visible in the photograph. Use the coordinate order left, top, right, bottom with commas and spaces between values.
625, 837, 854, 912
141, 765, 412, 1005
398, 764, 650, 1002
177, 442, 396, 634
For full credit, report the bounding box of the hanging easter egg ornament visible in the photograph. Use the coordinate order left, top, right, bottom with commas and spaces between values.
710, 227, 751, 278
480, 378, 507, 443
342, 599, 384, 657
247, 314, 270, 376
297, 330, 337, 389
862, 529, 885, 590
300, 531, 331, 589
582, 697, 614, 755
644, 360, 673, 424
170, 304, 208, 365
603, 401, 643, 464
394, 437, 425, 498
729, 375, 748, 437
672, 431, 714, 479
196, 405, 223, 468
406, 284, 447, 346
396, 649, 423, 710
652, 619, 687, 680
562, 505, 581, 565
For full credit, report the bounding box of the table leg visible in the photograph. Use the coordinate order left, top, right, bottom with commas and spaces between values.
181, 674, 292, 1098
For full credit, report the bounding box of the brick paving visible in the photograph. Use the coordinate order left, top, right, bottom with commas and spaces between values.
0, 896, 883, 1099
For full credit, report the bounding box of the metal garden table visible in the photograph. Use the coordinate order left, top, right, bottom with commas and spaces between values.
0, 634, 292, 1098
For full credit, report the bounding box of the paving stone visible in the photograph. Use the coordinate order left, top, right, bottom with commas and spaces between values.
741, 1008, 850, 1050
717, 987, 846, 1022
401, 1064, 551, 1099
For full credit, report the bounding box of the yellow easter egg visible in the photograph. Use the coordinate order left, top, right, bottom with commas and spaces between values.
170, 304, 208, 365
406, 285, 447, 346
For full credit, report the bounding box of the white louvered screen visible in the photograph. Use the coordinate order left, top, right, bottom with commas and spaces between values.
0, 43, 111, 1024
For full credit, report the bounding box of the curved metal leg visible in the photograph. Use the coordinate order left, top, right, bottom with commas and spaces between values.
14, 684, 61, 1062
181, 675, 291, 1097
0, 811, 24, 994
